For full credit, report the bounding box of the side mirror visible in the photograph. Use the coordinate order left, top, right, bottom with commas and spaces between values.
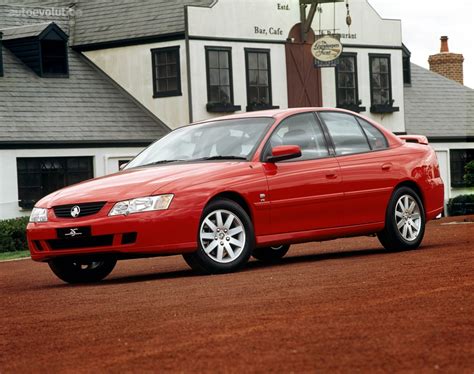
266, 145, 302, 163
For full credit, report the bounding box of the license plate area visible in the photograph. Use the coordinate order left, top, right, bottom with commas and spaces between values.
56, 226, 92, 239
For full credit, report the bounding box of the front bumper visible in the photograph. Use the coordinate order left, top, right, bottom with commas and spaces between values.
27, 206, 200, 262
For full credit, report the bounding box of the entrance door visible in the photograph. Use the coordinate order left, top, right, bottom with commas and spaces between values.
285, 23, 322, 108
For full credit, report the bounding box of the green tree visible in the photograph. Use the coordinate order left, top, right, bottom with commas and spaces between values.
464, 160, 474, 187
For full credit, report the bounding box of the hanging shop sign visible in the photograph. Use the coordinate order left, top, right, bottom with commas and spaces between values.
311, 34, 342, 67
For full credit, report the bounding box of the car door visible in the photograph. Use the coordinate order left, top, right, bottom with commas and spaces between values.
318, 111, 396, 226
262, 112, 344, 234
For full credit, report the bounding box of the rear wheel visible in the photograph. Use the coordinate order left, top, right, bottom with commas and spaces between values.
48, 258, 117, 284
377, 187, 425, 251
183, 199, 254, 274
252, 245, 290, 262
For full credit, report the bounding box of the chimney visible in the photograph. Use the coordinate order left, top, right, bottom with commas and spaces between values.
428, 36, 464, 85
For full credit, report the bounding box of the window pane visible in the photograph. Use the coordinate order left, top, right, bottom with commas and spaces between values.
319, 112, 371, 155
248, 70, 258, 85
371, 58, 380, 73
248, 53, 258, 69
209, 68, 219, 85
156, 51, 166, 65
258, 70, 268, 85
208, 51, 219, 68
167, 64, 177, 78
166, 50, 177, 64
219, 86, 231, 103
258, 87, 269, 103
379, 58, 388, 73
167, 77, 177, 91
220, 69, 230, 85
219, 51, 229, 68
357, 118, 388, 150
158, 78, 167, 92
157, 65, 167, 78
258, 53, 268, 69
209, 86, 220, 102
248, 86, 259, 103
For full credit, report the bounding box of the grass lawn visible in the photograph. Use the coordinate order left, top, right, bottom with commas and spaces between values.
0, 250, 30, 261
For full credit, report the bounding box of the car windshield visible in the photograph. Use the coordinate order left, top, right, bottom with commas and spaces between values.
125, 118, 274, 169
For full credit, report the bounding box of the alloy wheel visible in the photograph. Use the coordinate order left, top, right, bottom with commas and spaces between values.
200, 209, 246, 264
395, 194, 421, 241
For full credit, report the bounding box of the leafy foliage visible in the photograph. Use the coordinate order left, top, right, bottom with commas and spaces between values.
463, 160, 474, 187
0, 217, 29, 253
447, 194, 474, 216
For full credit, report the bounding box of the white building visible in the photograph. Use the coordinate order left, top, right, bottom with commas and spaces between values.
82, 0, 406, 133
1, 0, 470, 219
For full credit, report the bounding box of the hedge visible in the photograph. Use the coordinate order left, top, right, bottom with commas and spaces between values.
0, 216, 29, 253
447, 194, 474, 216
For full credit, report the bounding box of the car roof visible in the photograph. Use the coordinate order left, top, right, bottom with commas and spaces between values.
194, 107, 355, 124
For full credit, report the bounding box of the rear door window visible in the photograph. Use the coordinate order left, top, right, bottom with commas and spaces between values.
356, 118, 388, 150
319, 112, 371, 155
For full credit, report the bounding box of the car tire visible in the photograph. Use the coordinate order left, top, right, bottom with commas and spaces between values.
377, 186, 425, 251
183, 198, 254, 274
48, 258, 117, 284
252, 245, 290, 262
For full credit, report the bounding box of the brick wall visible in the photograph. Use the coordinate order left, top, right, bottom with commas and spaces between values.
428, 36, 464, 85
429, 53, 464, 85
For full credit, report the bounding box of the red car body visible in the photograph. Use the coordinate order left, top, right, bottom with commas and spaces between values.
27, 108, 444, 267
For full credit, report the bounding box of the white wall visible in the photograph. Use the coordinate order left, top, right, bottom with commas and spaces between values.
84, 40, 189, 129
189, 40, 288, 122
431, 142, 474, 203
0, 147, 142, 220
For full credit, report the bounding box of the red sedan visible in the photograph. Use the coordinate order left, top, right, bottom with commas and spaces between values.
27, 108, 444, 283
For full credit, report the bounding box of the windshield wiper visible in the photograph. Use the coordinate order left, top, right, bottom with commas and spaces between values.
140, 159, 185, 167
192, 156, 247, 161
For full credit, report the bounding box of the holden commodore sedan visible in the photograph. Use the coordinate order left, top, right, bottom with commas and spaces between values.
27, 108, 444, 283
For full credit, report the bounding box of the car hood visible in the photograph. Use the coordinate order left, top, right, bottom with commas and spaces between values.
38, 162, 249, 207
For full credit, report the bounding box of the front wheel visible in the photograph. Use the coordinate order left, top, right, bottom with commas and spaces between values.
377, 187, 425, 251
183, 199, 254, 274
252, 245, 290, 262
48, 258, 117, 284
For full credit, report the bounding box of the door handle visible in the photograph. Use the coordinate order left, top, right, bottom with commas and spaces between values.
381, 163, 392, 171
325, 171, 338, 179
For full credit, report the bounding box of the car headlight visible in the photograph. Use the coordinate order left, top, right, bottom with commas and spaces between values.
108, 194, 174, 216
29, 207, 48, 223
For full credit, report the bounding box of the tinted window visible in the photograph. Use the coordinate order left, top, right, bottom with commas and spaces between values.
357, 118, 388, 150
206, 48, 233, 104
450, 149, 474, 187
319, 112, 370, 155
151, 46, 181, 97
17, 157, 93, 209
266, 113, 328, 161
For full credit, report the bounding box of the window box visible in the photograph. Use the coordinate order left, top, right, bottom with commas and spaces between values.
246, 103, 279, 112
370, 104, 400, 114
206, 102, 241, 113
337, 103, 366, 113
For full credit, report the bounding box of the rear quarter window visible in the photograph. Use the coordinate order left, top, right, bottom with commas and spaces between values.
357, 118, 388, 150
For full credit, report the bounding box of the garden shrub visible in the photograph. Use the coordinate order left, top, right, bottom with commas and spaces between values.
0, 216, 29, 253
447, 194, 474, 216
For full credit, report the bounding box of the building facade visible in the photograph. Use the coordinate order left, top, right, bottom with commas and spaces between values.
80, 0, 406, 133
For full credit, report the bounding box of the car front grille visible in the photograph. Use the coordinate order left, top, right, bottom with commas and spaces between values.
47, 235, 114, 250
53, 202, 107, 218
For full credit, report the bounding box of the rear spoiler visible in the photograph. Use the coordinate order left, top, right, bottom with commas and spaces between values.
398, 135, 429, 145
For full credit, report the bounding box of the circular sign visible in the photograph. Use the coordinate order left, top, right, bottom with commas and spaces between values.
311, 35, 343, 62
